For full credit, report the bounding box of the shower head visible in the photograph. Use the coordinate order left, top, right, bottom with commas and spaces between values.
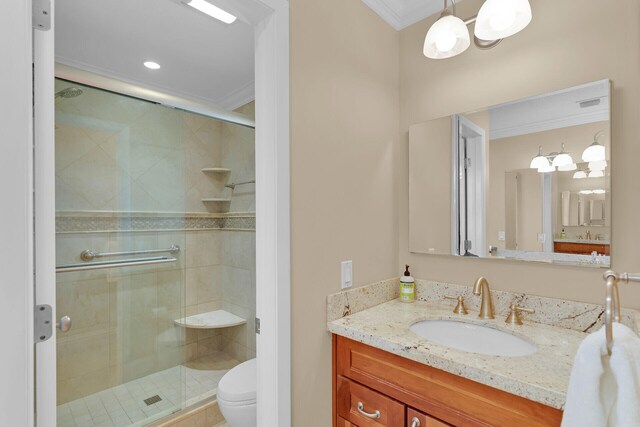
55, 87, 83, 99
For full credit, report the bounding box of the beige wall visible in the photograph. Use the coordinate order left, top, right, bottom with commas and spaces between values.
409, 117, 452, 253
289, 0, 640, 424
399, 0, 640, 308
290, 0, 400, 425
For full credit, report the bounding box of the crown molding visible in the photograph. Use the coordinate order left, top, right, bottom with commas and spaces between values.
216, 80, 255, 111
361, 0, 447, 31
490, 110, 609, 140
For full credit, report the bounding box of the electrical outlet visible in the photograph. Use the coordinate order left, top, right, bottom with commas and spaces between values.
341, 260, 353, 289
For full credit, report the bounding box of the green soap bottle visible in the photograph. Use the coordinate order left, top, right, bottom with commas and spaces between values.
399, 265, 415, 303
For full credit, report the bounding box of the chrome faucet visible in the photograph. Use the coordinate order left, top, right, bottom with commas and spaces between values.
472, 277, 495, 319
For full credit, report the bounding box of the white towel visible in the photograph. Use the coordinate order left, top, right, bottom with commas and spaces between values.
562, 323, 640, 427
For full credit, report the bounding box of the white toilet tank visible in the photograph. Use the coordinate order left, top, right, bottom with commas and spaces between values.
217, 358, 257, 427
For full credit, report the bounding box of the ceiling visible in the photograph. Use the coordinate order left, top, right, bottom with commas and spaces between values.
361, 0, 447, 30
489, 81, 610, 140
55, 0, 255, 111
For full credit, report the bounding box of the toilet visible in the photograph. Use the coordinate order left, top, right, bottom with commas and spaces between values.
217, 358, 257, 427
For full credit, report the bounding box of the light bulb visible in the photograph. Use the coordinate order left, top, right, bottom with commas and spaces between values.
435, 28, 457, 52
582, 144, 605, 162
424, 14, 471, 59
143, 61, 161, 70
573, 171, 587, 179
579, 190, 593, 195
593, 189, 606, 195
530, 156, 548, 169
552, 153, 574, 167
589, 170, 604, 178
474, 0, 532, 40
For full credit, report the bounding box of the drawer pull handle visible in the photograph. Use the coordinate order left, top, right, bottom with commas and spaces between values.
357, 402, 381, 419
411, 417, 421, 427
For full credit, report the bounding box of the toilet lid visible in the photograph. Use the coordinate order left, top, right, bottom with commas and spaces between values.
217, 358, 257, 403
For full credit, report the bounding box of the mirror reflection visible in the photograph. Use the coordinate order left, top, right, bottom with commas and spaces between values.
409, 80, 610, 267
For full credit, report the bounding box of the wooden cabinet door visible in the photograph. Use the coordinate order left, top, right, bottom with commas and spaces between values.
337, 417, 358, 427
407, 407, 452, 427
337, 375, 405, 426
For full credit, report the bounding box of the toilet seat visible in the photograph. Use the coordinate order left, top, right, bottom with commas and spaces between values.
217, 358, 257, 404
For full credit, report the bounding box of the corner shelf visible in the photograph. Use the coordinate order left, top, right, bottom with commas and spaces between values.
201, 167, 231, 174
174, 310, 247, 329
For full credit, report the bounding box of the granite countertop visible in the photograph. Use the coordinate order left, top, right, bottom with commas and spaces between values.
554, 238, 610, 245
328, 299, 587, 410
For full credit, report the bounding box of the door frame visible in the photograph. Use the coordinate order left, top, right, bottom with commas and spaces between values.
0, 0, 35, 426
451, 114, 486, 257
19, 0, 291, 425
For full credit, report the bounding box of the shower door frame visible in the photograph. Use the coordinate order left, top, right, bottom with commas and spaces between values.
26, 0, 292, 426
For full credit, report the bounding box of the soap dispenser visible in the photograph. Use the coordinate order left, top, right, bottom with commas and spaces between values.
400, 265, 415, 303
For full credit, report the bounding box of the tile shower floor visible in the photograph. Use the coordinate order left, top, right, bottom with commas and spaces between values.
57, 352, 238, 427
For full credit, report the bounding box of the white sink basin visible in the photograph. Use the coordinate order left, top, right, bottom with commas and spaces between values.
410, 320, 537, 357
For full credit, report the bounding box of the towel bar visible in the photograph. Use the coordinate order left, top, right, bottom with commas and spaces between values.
603, 270, 640, 354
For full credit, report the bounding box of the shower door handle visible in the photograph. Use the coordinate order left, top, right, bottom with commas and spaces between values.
57, 315, 72, 333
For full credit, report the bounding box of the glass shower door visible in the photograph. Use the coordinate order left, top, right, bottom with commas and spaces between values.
54, 79, 188, 427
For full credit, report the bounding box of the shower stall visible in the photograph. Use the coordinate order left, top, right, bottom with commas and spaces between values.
53, 78, 256, 427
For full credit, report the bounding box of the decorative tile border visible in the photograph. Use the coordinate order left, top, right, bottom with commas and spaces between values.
56, 211, 255, 233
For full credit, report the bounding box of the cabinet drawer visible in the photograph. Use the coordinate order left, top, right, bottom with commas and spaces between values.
337, 375, 405, 426
408, 407, 452, 427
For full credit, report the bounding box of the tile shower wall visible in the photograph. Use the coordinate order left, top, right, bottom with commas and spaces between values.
55, 93, 256, 405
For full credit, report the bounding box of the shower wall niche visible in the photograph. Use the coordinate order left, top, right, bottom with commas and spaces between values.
54, 79, 255, 427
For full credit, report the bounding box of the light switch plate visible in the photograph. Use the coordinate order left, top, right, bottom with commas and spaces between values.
498, 231, 506, 241
341, 260, 353, 289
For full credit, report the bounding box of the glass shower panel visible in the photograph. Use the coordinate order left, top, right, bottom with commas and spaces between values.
54, 79, 187, 426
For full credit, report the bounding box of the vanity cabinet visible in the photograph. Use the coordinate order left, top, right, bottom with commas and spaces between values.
554, 241, 610, 255
332, 335, 562, 427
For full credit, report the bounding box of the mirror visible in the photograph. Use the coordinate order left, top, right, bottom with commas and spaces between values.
409, 80, 611, 267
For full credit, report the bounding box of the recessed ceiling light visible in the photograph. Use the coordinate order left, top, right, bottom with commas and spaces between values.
185, 0, 237, 24
143, 61, 161, 70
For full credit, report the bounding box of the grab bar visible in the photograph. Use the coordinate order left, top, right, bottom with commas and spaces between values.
56, 256, 177, 273
225, 180, 255, 190
603, 270, 640, 355
80, 245, 180, 261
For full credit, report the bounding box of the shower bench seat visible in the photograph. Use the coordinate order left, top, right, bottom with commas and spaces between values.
175, 309, 247, 329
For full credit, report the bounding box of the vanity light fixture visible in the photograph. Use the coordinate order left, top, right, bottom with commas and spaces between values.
551, 143, 574, 168
582, 131, 606, 162
184, 0, 237, 24
423, 1, 470, 58
529, 146, 549, 169
589, 170, 605, 178
530, 144, 575, 173
537, 163, 555, 173
474, 0, 532, 40
423, 0, 532, 59
593, 189, 606, 195
579, 190, 594, 195
573, 170, 587, 179
558, 163, 577, 172
588, 160, 607, 171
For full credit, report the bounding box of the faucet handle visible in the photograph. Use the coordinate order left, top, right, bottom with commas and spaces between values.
505, 303, 535, 325
444, 295, 468, 315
